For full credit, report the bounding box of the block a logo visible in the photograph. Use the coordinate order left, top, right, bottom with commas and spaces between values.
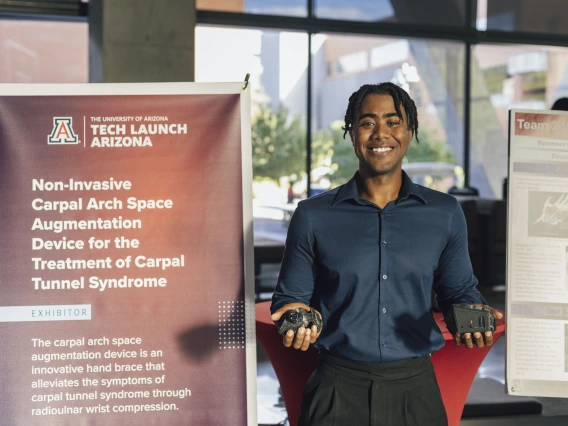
48, 117, 79, 145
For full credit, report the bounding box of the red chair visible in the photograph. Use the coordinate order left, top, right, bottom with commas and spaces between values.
255, 301, 505, 426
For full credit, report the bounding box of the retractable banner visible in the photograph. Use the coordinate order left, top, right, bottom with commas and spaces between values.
0, 83, 256, 425
507, 109, 568, 398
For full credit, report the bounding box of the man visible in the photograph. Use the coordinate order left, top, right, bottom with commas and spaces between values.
271, 82, 503, 426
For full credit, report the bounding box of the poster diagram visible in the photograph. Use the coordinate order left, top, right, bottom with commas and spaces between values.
528, 191, 568, 238
0, 83, 256, 425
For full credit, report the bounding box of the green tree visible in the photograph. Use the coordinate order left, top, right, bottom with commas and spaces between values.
251, 105, 305, 182
314, 122, 357, 185
404, 132, 456, 164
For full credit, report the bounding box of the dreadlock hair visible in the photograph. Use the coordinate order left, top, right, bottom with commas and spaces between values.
342, 82, 419, 143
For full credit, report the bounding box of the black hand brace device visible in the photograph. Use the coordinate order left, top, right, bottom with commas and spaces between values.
443, 303, 496, 335
275, 307, 323, 336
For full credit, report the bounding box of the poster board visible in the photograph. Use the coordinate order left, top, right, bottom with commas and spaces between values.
506, 109, 568, 397
0, 83, 256, 425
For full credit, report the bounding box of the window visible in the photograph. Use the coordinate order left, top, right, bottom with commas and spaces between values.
196, 26, 308, 241
470, 44, 568, 197
0, 20, 87, 83
311, 34, 465, 193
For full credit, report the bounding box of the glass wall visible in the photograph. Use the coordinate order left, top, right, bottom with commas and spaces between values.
195, 2, 568, 199
196, 26, 308, 242
311, 34, 465, 193
470, 44, 568, 197
0, 20, 87, 83
3, 0, 567, 202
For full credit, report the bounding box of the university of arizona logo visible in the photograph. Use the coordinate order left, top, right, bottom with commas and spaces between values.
48, 117, 79, 144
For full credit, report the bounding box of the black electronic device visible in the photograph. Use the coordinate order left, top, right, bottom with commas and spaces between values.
443, 304, 496, 335
275, 307, 322, 336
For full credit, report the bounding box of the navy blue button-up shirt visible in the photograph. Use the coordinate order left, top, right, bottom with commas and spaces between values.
271, 171, 482, 363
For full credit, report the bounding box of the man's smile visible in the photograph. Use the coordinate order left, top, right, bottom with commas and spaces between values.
368, 146, 394, 154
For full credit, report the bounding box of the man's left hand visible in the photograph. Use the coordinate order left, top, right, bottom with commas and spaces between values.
453, 304, 504, 349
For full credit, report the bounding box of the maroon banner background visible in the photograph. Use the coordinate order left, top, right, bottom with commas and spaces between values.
0, 93, 248, 425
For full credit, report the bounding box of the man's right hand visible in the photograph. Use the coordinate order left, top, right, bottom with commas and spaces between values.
271, 303, 322, 351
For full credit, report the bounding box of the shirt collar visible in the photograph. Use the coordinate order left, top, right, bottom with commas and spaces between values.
332, 170, 427, 206
398, 169, 427, 204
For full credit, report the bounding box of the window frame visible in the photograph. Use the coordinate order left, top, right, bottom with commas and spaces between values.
3, 0, 568, 195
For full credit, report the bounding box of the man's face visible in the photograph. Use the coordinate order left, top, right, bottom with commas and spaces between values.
349, 93, 413, 178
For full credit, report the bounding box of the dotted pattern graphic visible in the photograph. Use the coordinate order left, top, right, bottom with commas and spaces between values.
245, 299, 256, 347
218, 301, 246, 349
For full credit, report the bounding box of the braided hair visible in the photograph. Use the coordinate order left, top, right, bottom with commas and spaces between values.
342, 82, 419, 142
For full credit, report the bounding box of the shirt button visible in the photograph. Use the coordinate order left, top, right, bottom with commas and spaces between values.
382, 241, 387, 246
382, 342, 387, 346
382, 275, 387, 279
382, 308, 387, 313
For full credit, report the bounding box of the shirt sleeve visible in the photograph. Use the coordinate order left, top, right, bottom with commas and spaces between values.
270, 201, 317, 314
433, 199, 483, 314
